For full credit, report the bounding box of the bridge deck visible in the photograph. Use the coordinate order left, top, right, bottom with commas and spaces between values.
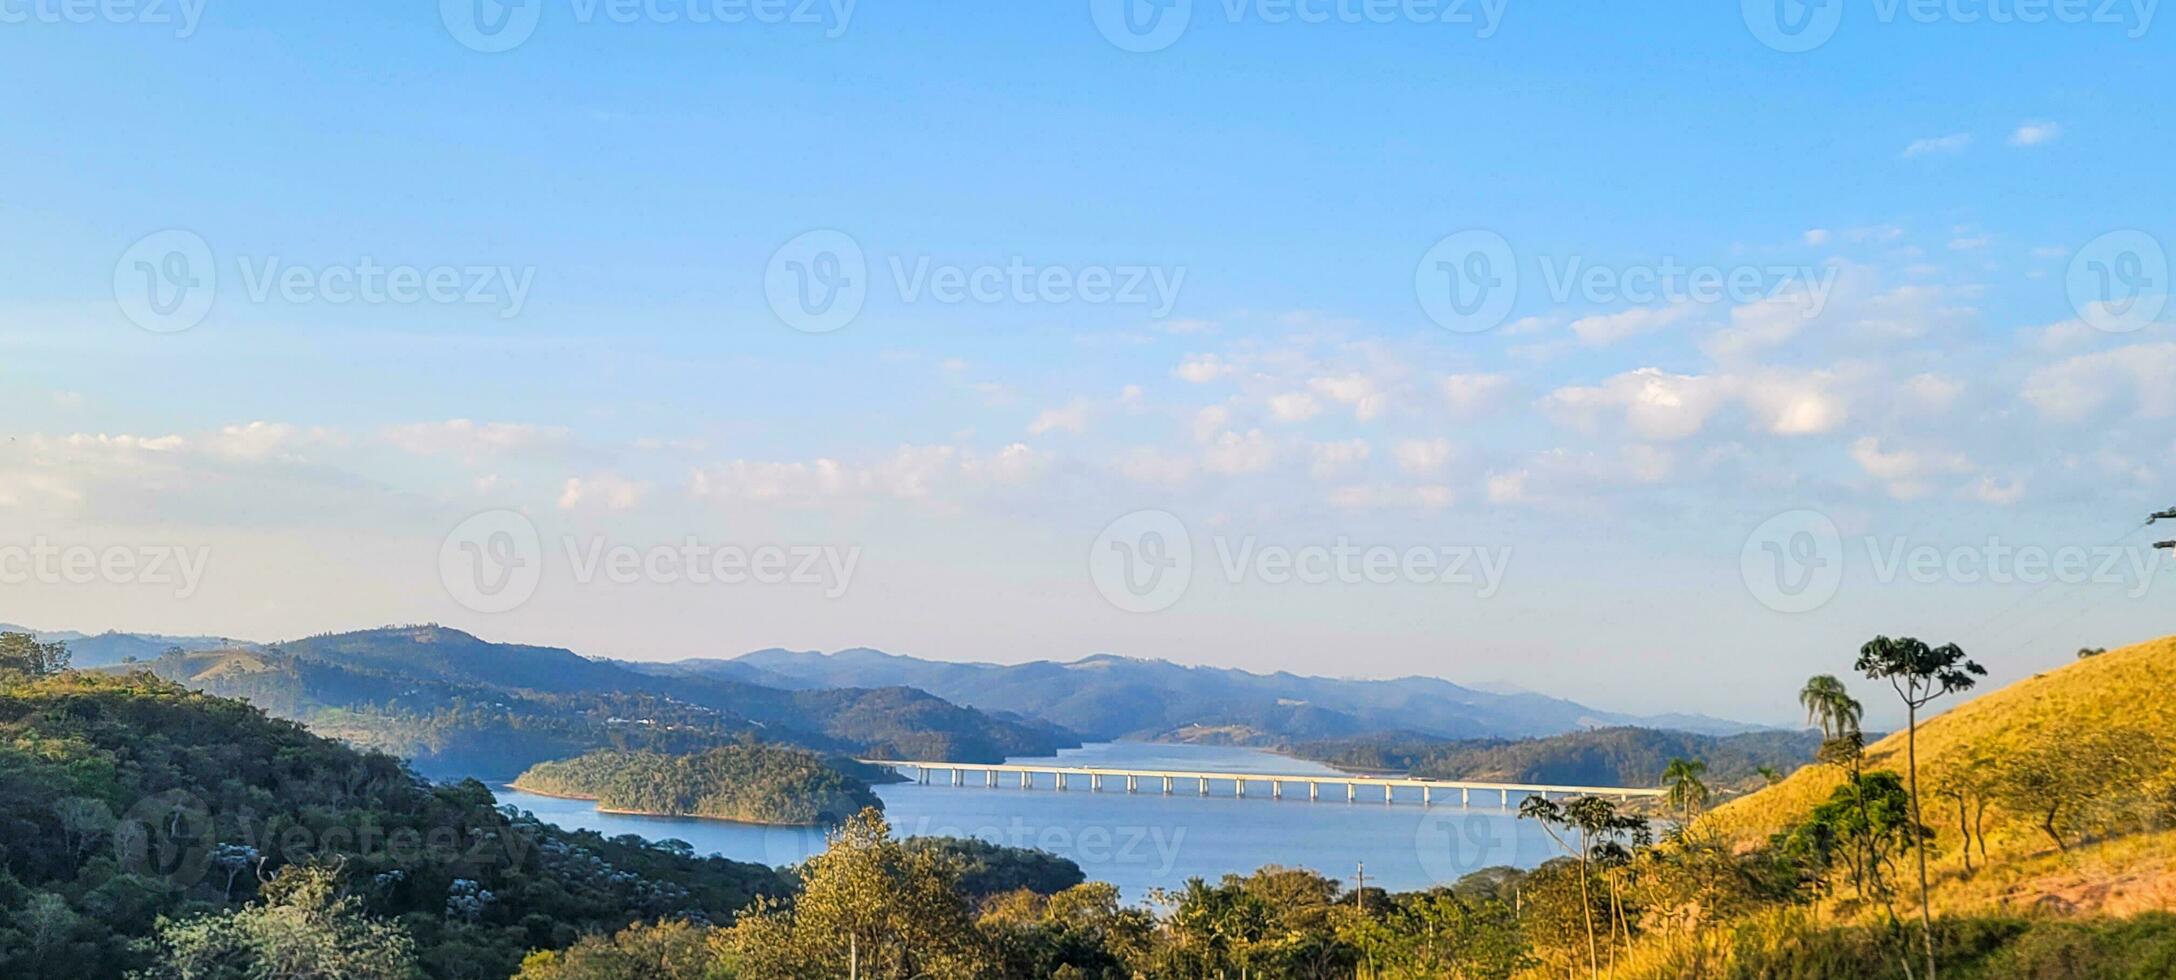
856, 759, 1665, 799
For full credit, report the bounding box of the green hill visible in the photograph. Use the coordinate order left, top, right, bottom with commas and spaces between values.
0, 671, 789, 979
513, 744, 882, 825
1291, 726, 1825, 791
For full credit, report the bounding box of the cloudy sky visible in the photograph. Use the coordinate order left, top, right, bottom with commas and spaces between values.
2, 4, 2171, 726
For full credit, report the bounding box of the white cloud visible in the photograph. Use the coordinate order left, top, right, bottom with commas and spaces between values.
1392, 438, 1454, 476
2022, 342, 2176, 422
2008, 121, 2061, 147
1902, 133, 1971, 158
1850, 436, 1970, 499
1308, 439, 1370, 480
1966, 475, 2025, 505
1307, 373, 1388, 421
559, 473, 648, 511
1803, 229, 1832, 246
1440, 373, 1512, 418
1175, 353, 1234, 383
1568, 303, 1695, 346
1268, 392, 1322, 422
1027, 400, 1090, 436
1740, 371, 1849, 435
1541, 368, 1726, 442
1902, 373, 1963, 412
1328, 484, 1453, 510
1191, 405, 1231, 443
382, 420, 570, 458
1118, 447, 1195, 487
1202, 429, 1275, 475
689, 443, 1049, 505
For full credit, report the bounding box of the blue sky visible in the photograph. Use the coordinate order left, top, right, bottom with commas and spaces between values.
2, 2, 2171, 725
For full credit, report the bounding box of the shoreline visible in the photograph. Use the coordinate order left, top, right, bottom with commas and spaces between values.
501, 781, 844, 828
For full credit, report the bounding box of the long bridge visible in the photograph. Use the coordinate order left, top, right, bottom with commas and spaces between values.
856, 760, 1667, 807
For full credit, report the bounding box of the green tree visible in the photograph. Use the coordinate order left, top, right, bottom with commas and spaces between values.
1661, 757, 1711, 823
722, 808, 988, 979
1798, 674, 1863, 741
1518, 795, 1649, 978
1992, 723, 2171, 854
136, 863, 422, 980
0, 633, 69, 683
513, 920, 722, 980
1855, 634, 1985, 980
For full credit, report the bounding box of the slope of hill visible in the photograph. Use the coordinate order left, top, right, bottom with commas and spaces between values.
1291, 725, 1829, 789
642, 646, 1762, 742
131, 626, 1075, 778
0, 671, 790, 979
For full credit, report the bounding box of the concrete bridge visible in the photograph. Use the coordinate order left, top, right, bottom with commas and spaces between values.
856, 760, 1667, 807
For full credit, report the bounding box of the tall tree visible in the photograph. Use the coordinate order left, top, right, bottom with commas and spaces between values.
0, 633, 69, 682
1660, 757, 1710, 824
1798, 674, 1862, 740
1855, 635, 1985, 980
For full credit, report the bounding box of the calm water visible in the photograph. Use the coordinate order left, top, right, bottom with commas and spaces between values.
492, 742, 1564, 901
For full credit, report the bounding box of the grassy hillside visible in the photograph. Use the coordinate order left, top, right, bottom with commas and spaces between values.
1707, 633, 2176, 855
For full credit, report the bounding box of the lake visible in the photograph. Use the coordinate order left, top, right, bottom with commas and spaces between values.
491, 742, 1570, 901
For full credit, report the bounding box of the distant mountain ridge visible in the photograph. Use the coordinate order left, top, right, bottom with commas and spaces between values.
49, 624, 1072, 778
635, 646, 1764, 743
0, 621, 262, 667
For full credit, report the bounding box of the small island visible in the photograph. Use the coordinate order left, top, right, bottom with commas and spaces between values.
512, 742, 883, 826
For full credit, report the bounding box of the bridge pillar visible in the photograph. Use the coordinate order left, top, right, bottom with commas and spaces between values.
951, 769, 962, 787
1021, 771, 1031, 789
1163, 776, 1172, 795
1461, 787, 1469, 807
1127, 775, 1138, 793
1500, 789, 1509, 806
1423, 787, 1432, 807
1347, 783, 1356, 802
918, 768, 929, 785
1057, 773, 1067, 791
1272, 780, 1282, 800
1090, 774, 1101, 792
1199, 777, 1208, 796
1236, 779, 1245, 798
987, 770, 998, 788
1385, 784, 1393, 804
1309, 782, 1318, 801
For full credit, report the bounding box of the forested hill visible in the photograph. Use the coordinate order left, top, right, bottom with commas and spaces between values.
0, 671, 790, 978
1290, 726, 1829, 790
131, 625, 1075, 779
513, 744, 882, 825
648, 646, 1761, 743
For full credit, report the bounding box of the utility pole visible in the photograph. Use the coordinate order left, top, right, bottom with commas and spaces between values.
1354, 861, 1366, 914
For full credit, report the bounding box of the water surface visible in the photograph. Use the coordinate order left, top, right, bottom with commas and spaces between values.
493, 742, 1565, 901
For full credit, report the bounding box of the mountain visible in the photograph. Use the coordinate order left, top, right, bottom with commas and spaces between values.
0, 621, 261, 668
639, 646, 1763, 743
1289, 725, 1830, 791
125, 625, 1075, 778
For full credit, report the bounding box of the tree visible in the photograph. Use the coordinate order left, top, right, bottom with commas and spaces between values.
1992, 723, 2171, 854
1661, 757, 1710, 824
0, 633, 69, 683
1855, 635, 1986, 980
1798, 674, 1863, 741
1519, 795, 1649, 978
137, 863, 422, 980
721, 808, 988, 979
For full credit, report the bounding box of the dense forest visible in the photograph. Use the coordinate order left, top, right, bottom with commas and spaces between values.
513, 744, 882, 825
1290, 726, 1828, 790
